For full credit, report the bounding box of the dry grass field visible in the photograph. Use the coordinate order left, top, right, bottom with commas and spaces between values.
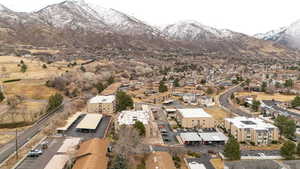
0, 135, 14, 145
0, 55, 67, 128
3, 81, 57, 100
204, 106, 234, 121
0, 55, 69, 81
235, 92, 296, 102
241, 144, 282, 151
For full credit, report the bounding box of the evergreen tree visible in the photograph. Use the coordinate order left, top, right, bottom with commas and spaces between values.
0, 90, 4, 102
291, 96, 300, 108
116, 91, 133, 112
133, 121, 146, 136
159, 80, 168, 93
284, 79, 294, 88
280, 141, 296, 160
20, 63, 27, 73
173, 78, 180, 87
261, 81, 267, 92
251, 100, 261, 112
296, 142, 300, 156
275, 115, 296, 139
224, 137, 240, 160
95, 82, 105, 93
47, 93, 63, 112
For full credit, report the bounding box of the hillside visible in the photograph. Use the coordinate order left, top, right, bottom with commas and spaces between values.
0, 0, 299, 60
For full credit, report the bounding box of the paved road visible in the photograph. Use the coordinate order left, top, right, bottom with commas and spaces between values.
0, 99, 74, 165
263, 100, 300, 119
16, 137, 64, 169
219, 85, 252, 117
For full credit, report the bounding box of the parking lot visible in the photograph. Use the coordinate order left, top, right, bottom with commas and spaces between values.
157, 121, 178, 145
64, 115, 111, 139
15, 115, 111, 169
186, 155, 215, 169
16, 137, 64, 169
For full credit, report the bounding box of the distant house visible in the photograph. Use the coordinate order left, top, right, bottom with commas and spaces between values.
182, 93, 197, 104
72, 138, 109, 169
87, 95, 116, 114
198, 96, 215, 107
146, 152, 176, 169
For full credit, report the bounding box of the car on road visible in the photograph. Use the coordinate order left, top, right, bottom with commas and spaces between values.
28, 149, 43, 157
163, 137, 170, 142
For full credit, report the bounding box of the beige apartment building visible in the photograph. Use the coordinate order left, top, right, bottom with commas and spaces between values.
176, 108, 216, 129
224, 117, 279, 145
87, 95, 116, 115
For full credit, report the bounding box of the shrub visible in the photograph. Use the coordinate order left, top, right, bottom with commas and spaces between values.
3, 79, 21, 83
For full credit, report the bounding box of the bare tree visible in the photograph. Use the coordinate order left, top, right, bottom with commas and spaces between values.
113, 126, 147, 159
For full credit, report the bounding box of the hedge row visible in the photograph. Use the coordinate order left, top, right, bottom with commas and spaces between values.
0, 121, 33, 129
3, 79, 21, 83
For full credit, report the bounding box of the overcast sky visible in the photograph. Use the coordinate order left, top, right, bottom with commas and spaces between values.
1, 0, 300, 35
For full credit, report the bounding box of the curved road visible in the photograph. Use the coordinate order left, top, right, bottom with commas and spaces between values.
219, 85, 252, 117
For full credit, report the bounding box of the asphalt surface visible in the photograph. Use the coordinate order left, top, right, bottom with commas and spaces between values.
262, 100, 300, 119
0, 105, 65, 165
156, 121, 178, 145
16, 137, 64, 169
219, 85, 252, 117
64, 115, 111, 139
186, 155, 215, 169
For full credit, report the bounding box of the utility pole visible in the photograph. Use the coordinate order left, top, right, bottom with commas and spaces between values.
15, 129, 18, 160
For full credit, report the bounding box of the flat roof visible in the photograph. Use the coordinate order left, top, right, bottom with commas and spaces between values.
225, 117, 277, 130
76, 114, 102, 130
188, 162, 206, 169
57, 138, 81, 153
118, 110, 149, 125
198, 132, 228, 142
180, 132, 202, 142
178, 108, 212, 118
89, 95, 115, 104
57, 112, 83, 131
44, 155, 69, 169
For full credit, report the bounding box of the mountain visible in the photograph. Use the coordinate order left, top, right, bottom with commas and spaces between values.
34, 0, 161, 36
162, 20, 236, 41
254, 27, 287, 41
0, 1, 299, 60
255, 20, 300, 49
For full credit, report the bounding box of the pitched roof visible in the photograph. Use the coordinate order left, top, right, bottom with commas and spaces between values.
146, 152, 176, 169
72, 138, 109, 169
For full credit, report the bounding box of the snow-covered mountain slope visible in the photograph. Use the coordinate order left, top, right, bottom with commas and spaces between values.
162, 20, 235, 41
34, 0, 161, 36
254, 27, 287, 41
254, 20, 300, 49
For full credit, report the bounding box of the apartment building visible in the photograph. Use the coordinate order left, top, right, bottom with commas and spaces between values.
224, 117, 279, 145
87, 95, 116, 114
176, 108, 216, 129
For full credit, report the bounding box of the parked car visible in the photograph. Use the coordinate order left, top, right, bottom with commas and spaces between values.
41, 141, 48, 149
28, 149, 43, 157
163, 138, 170, 142
160, 128, 168, 133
